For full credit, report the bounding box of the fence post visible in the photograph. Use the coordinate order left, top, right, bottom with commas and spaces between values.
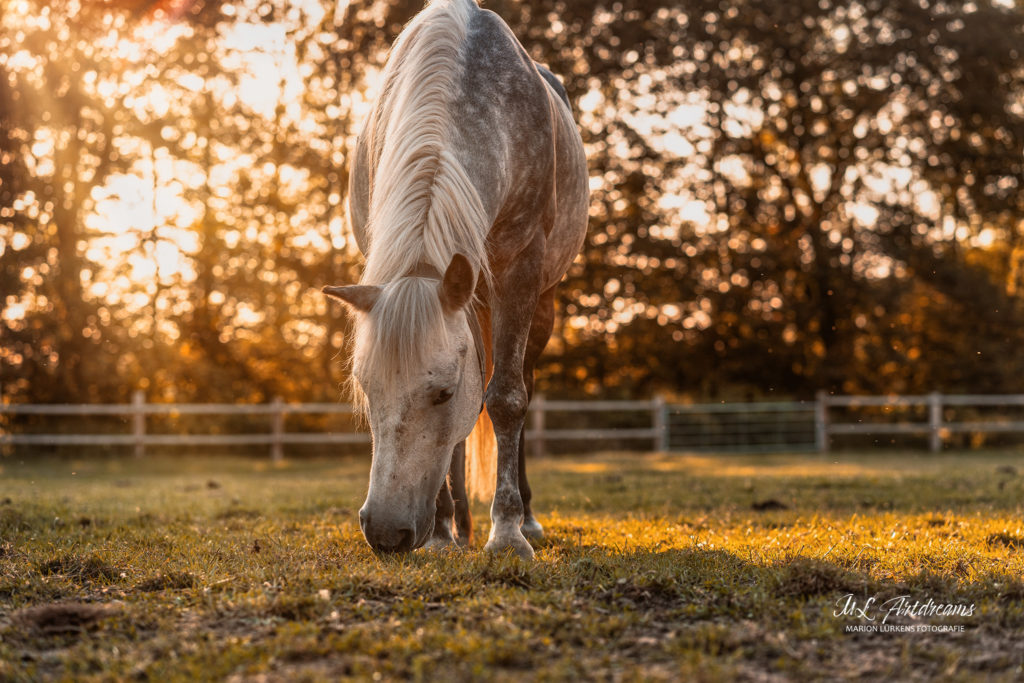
653, 395, 669, 452
271, 396, 284, 462
815, 390, 829, 454
132, 390, 145, 458
530, 393, 545, 459
928, 391, 943, 453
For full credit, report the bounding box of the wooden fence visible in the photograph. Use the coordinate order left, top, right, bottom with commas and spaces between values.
0, 392, 665, 460
815, 391, 1024, 453
4, 392, 1024, 457
668, 392, 1024, 453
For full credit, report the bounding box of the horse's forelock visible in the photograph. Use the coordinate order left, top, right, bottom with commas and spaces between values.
349, 277, 451, 414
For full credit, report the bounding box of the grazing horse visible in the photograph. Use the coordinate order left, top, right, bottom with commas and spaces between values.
323, 0, 587, 559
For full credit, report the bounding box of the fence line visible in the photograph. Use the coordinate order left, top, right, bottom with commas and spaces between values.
0, 391, 663, 460
5, 392, 1024, 456
669, 400, 818, 453
814, 391, 1024, 453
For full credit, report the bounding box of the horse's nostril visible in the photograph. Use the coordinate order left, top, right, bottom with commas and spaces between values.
359, 508, 370, 529
368, 525, 417, 554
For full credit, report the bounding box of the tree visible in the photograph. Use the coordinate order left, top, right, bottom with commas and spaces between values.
1, 2, 148, 402
497, 0, 1024, 398
3, 0, 1023, 406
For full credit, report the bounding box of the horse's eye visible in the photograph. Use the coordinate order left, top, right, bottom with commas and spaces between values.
433, 388, 454, 406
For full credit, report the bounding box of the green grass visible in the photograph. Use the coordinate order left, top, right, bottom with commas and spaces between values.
1, 450, 1023, 681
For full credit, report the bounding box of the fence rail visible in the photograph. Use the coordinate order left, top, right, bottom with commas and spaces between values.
814, 391, 1024, 453
0, 392, 664, 460
5, 392, 1024, 457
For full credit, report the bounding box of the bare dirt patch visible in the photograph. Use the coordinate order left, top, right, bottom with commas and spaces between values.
37, 554, 118, 581
134, 572, 196, 592
11, 602, 119, 637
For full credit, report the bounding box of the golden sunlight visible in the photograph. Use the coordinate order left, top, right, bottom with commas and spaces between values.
78, 3, 334, 303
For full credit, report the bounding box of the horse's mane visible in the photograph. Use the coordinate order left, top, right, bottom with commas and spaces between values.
362, 0, 488, 286
350, 0, 489, 411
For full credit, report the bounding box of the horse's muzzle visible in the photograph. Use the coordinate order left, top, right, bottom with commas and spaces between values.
359, 507, 419, 553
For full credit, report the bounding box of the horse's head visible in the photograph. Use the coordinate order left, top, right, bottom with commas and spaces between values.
324, 253, 484, 553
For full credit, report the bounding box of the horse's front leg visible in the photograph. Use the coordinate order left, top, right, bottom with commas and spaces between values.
449, 441, 472, 546
518, 287, 556, 542
426, 443, 472, 549
483, 243, 544, 560
424, 472, 457, 550
484, 373, 534, 558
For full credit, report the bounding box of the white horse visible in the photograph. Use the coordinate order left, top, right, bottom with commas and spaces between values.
324, 0, 588, 559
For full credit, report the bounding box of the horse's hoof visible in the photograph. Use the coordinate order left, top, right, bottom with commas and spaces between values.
520, 516, 544, 541
424, 523, 458, 551
484, 532, 535, 560
423, 535, 458, 551
423, 519, 457, 551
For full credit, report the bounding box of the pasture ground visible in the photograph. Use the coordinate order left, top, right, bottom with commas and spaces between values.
1, 450, 1023, 681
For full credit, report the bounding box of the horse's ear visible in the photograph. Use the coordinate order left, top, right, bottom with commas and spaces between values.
322, 284, 381, 313
440, 253, 476, 313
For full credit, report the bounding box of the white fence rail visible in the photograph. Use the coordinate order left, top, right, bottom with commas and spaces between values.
815, 391, 1024, 453
0, 392, 664, 460
664, 393, 1024, 453
4, 392, 1024, 456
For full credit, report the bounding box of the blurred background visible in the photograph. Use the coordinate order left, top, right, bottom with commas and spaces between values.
2, 0, 1023, 408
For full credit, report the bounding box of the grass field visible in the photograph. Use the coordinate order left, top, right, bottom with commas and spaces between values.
1, 450, 1023, 681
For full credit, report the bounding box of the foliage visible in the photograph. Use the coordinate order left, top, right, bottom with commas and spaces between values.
499, 0, 1024, 398
2, 0, 1023, 404
1, 451, 1023, 679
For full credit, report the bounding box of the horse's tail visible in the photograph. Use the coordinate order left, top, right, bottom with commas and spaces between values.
465, 407, 497, 502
